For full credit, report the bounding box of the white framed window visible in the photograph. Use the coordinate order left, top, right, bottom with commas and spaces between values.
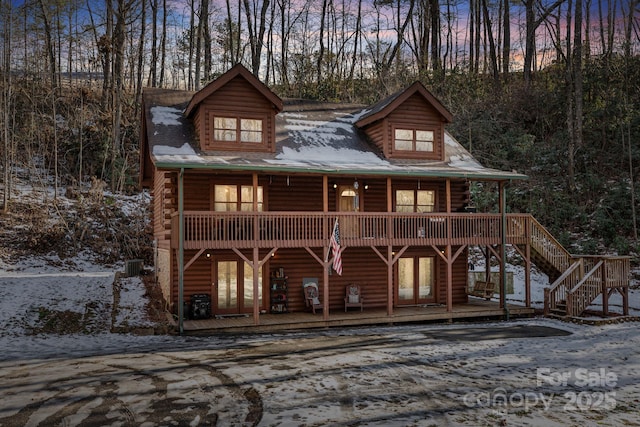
394, 128, 434, 152
212, 116, 264, 144
214, 185, 263, 212
395, 189, 435, 213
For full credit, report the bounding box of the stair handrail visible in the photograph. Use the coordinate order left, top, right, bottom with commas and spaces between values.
527, 215, 573, 273
566, 260, 604, 317
543, 259, 583, 316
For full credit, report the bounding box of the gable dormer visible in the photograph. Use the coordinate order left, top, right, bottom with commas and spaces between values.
184, 64, 283, 153
356, 82, 452, 160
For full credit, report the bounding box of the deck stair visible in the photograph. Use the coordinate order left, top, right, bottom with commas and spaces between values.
522, 217, 630, 319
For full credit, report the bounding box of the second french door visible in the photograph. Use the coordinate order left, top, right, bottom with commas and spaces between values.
396, 256, 435, 305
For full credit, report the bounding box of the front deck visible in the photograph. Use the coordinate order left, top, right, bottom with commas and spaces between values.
182, 300, 535, 335
173, 211, 530, 250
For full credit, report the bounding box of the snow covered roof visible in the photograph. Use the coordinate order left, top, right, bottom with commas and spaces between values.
142, 88, 527, 181
355, 81, 454, 127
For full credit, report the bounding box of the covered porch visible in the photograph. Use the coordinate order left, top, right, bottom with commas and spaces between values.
181, 299, 535, 335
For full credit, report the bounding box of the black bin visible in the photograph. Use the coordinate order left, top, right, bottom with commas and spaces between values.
190, 294, 211, 320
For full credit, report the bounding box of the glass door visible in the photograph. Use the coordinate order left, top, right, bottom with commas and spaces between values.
396, 256, 435, 305
216, 261, 238, 313
215, 260, 263, 314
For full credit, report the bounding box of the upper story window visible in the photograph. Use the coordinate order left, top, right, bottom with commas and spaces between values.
214, 185, 264, 211
395, 189, 435, 213
394, 128, 434, 152
213, 116, 263, 144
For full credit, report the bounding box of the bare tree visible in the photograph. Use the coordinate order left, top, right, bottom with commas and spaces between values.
1, 0, 12, 212
521, 0, 565, 82
243, 0, 270, 76
481, 0, 499, 83
502, 0, 510, 77
37, 0, 58, 90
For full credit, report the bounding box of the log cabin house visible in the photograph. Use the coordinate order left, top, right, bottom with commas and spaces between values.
140, 64, 630, 334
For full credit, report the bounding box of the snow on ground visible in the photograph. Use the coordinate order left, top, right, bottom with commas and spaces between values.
0, 253, 639, 426
470, 246, 640, 316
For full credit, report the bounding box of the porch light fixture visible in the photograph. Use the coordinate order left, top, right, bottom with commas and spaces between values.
332, 182, 337, 189
364, 183, 369, 190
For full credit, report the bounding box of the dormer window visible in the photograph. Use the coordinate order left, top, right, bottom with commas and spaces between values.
213, 116, 263, 144
394, 128, 434, 152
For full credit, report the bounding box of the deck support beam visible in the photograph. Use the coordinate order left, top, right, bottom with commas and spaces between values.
372, 245, 408, 316
232, 247, 278, 325
178, 169, 185, 335
305, 246, 333, 320
512, 243, 532, 307
433, 244, 466, 312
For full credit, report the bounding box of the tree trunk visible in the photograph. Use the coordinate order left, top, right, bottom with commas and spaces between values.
38, 0, 57, 90
565, 0, 575, 190
135, 0, 146, 107
111, 0, 130, 192
316, 0, 327, 83
502, 0, 510, 78
242, 0, 270, 76
2, 0, 12, 212
522, 0, 565, 83
159, 0, 167, 86
481, 0, 499, 84
429, 0, 441, 75
149, 0, 158, 87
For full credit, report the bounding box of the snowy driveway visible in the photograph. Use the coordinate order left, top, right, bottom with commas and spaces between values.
1, 260, 639, 426
1, 321, 639, 427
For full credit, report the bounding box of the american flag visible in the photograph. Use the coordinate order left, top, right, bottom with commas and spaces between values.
330, 218, 343, 275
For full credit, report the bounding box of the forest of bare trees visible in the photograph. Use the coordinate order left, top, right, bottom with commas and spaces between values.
1, 0, 640, 254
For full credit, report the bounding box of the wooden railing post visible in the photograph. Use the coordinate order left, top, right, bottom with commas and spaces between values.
543, 287, 550, 316
601, 258, 608, 317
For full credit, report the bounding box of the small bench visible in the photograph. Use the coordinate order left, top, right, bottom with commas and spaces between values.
468, 281, 496, 300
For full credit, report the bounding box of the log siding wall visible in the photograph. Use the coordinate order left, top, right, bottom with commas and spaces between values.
161, 170, 473, 313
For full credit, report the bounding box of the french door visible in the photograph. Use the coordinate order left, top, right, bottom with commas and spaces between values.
397, 256, 435, 305
214, 260, 263, 314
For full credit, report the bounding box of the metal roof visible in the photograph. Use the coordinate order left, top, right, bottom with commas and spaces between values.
142, 88, 527, 182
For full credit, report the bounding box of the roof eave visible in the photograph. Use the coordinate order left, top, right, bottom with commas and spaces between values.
151, 159, 528, 181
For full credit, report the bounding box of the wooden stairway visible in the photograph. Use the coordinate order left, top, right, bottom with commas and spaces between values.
520, 216, 630, 318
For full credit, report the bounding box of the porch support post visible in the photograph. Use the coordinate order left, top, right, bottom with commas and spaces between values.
512, 243, 532, 307
253, 247, 260, 325
387, 246, 393, 316
178, 168, 185, 335
525, 243, 531, 307
323, 247, 330, 321
499, 181, 509, 320
372, 245, 408, 316
446, 179, 452, 312
601, 259, 609, 317
304, 247, 332, 320
232, 247, 278, 325
433, 245, 466, 312
387, 177, 393, 316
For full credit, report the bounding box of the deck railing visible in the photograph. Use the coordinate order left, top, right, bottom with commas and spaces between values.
171, 211, 518, 249
543, 259, 583, 316
172, 210, 630, 316
565, 256, 630, 317
544, 256, 631, 317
